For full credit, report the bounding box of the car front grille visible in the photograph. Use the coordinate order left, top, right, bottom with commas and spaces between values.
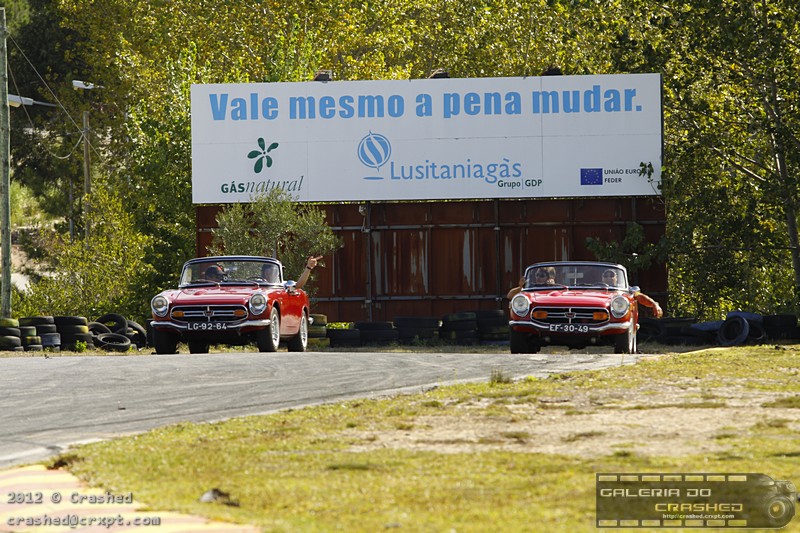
171, 305, 248, 323
532, 306, 608, 325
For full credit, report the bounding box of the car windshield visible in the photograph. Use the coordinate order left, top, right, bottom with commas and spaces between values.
180, 258, 282, 286
524, 264, 627, 290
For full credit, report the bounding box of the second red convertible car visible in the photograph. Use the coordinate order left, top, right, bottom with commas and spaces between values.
150, 256, 310, 354
508, 261, 640, 354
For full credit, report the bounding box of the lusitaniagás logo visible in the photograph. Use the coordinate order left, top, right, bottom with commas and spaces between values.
358, 131, 392, 180
356, 130, 526, 186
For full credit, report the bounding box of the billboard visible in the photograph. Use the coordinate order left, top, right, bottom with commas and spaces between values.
190, 74, 662, 204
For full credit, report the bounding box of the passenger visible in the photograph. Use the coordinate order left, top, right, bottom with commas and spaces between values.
261, 263, 280, 284
602, 269, 663, 318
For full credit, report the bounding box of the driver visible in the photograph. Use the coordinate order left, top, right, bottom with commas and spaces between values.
203, 265, 224, 282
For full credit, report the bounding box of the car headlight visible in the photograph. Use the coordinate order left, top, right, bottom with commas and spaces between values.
151, 295, 169, 317
510, 294, 531, 317
610, 296, 630, 318
249, 293, 268, 315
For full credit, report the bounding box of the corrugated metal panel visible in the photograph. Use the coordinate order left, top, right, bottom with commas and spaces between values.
196, 198, 667, 323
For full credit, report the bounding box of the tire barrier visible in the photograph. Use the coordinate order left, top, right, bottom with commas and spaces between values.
94, 332, 133, 352
326, 309, 511, 348
354, 321, 399, 346
19, 316, 61, 352
52, 316, 88, 351
1, 314, 153, 353
84, 314, 148, 351
638, 312, 799, 348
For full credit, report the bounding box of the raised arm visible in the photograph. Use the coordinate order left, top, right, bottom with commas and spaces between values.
635, 291, 663, 318
295, 255, 323, 290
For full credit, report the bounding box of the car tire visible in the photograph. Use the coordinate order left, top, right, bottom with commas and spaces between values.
614, 324, 637, 354
153, 328, 179, 354
257, 307, 280, 352
188, 341, 209, 354
287, 312, 308, 352
510, 329, 531, 354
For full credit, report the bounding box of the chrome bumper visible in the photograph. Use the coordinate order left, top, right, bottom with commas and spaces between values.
509, 319, 632, 334
151, 319, 271, 331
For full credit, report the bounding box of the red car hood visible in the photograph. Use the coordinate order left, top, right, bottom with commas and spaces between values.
162, 286, 272, 306
527, 289, 620, 307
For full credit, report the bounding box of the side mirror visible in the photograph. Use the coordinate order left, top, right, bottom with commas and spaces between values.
629, 285, 640, 294
284, 280, 297, 292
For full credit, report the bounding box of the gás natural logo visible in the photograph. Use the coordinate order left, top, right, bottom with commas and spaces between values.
358, 131, 391, 180
247, 138, 279, 173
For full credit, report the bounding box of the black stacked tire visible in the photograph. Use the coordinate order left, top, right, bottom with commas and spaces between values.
21, 316, 61, 351
763, 314, 798, 341
354, 321, 399, 346
91, 314, 143, 351
0, 317, 22, 351
440, 312, 478, 345
474, 309, 509, 342
20, 325, 43, 352
309, 314, 328, 339
327, 327, 361, 348
44, 316, 91, 351
393, 316, 440, 344
125, 320, 148, 349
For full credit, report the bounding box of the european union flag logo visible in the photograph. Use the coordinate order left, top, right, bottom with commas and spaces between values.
580, 168, 603, 185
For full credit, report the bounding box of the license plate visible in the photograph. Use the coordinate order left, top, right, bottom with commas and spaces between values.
188, 322, 228, 331
548, 323, 589, 333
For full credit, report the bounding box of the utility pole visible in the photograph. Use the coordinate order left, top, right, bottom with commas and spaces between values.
82, 110, 91, 239
0, 8, 11, 318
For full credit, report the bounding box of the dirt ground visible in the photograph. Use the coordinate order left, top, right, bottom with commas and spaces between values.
347, 354, 798, 457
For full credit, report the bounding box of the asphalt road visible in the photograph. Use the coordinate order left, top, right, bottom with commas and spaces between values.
0, 349, 644, 468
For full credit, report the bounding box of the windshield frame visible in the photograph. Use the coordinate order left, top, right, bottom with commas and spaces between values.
522, 262, 628, 291
179, 256, 284, 287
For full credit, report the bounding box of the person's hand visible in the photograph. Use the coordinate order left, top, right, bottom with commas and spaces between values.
306, 255, 323, 270
653, 303, 663, 318
518, 276, 525, 288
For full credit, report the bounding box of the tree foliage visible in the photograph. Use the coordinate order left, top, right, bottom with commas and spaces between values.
7, 0, 800, 321
15, 187, 154, 321
208, 189, 342, 293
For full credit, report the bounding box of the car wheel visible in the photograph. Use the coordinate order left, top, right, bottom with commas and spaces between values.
188, 341, 209, 354
614, 325, 636, 354
257, 307, 281, 352
510, 329, 532, 354
153, 329, 179, 354
287, 312, 308, 352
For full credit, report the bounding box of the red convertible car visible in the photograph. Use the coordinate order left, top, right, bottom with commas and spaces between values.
508, 261, 640, 354
150, 256, 310, 354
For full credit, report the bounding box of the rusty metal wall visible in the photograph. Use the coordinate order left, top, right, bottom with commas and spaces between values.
196, 197, 667, 322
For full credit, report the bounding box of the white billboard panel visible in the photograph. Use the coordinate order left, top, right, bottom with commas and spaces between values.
190, 74, 662, 203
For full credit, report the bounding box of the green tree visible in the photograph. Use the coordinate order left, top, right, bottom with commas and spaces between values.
586, 222, 668, 284
15, 187, 154, 321
208, 189, 342, 293
639, 0, 800, 317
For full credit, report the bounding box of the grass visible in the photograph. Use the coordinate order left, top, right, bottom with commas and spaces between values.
35, 344, 800, 531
